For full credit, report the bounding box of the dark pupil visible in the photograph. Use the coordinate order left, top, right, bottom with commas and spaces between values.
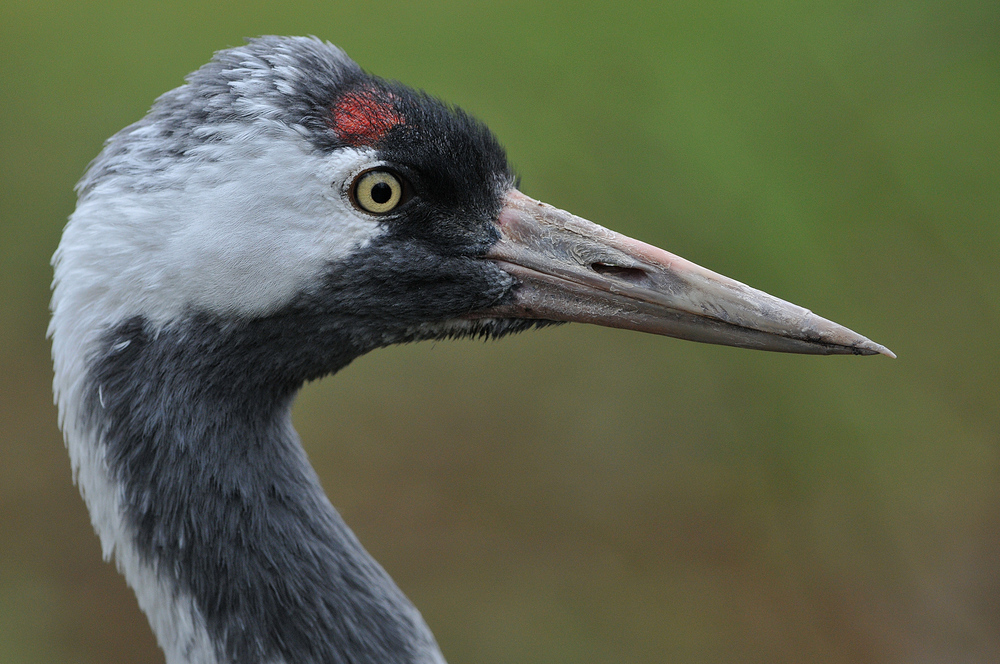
370, 181, 393, 204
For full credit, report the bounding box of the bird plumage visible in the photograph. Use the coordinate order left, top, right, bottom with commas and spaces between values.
54, 36, 488, 664
51, 36, 891, 664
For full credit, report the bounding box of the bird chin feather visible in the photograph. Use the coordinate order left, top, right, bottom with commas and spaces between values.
401, 317, 561, 344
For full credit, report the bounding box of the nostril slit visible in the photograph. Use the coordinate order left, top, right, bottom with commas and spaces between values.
591, 262, 649, 283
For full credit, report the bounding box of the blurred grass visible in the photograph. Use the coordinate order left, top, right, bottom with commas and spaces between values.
2, 1, 998, 662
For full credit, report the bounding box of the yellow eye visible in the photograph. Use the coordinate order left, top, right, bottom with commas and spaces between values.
352, 170, 403, 214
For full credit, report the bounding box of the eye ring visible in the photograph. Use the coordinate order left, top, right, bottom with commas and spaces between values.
351, 169, 404, 214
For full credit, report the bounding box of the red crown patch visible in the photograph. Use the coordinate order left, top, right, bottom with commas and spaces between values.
331, 90, 404, 147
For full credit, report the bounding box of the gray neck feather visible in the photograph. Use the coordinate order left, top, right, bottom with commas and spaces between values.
84, 314, 445, 664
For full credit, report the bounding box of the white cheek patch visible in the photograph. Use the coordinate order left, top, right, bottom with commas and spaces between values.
162, 140, 386, 319
54, 134, 388, 335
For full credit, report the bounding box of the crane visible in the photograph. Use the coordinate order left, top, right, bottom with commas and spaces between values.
49, 36, 893, 664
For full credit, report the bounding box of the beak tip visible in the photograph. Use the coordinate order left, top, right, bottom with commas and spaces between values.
804, 311, 895, 358
845, 336, 895, 358
871, 343, 897, 359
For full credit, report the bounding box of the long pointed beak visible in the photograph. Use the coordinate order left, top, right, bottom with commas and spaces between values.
477, 189, 894, 357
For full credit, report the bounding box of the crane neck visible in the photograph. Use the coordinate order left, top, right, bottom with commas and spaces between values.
78, 313, 445, 664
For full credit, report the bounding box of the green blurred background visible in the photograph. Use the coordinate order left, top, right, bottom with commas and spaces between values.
2, 1, 997, 662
